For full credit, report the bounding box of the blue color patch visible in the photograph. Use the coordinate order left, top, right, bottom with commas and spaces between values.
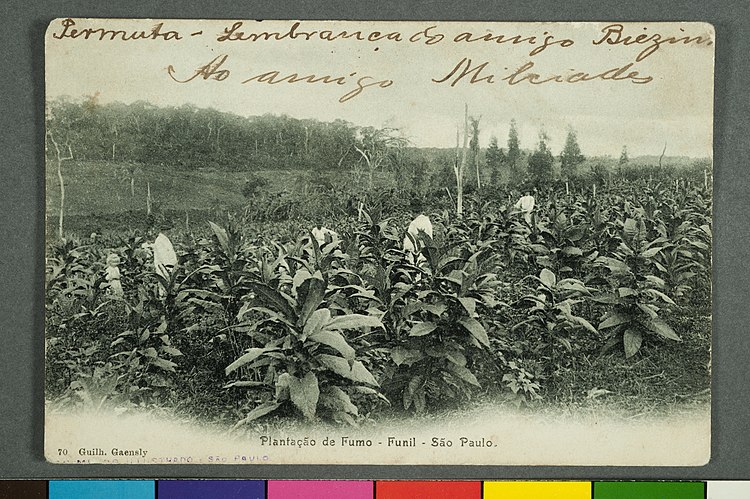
158, 480, 265, 499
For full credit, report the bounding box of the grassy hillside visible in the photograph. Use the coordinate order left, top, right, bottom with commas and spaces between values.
46, 156, 709, 237
45, 161, 321, 235
46, 159, 430, 237
47, 161, 257, 216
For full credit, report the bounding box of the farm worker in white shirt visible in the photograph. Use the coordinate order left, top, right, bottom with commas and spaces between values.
141, 233, 178, 296
403, 214, 433, 265
513, 191, 535, 225
153, 233, 178, 280
311, 226, 338, 247
104, 253, 123, 296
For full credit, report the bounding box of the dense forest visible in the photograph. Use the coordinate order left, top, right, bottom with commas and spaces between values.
45, 95, 364, 171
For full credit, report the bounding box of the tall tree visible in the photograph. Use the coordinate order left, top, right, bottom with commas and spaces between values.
619, 145, 629, 166
560, 126, 585, 180
485, 135, 505, 187
506, 119, 523, 183
617, 145, 629, 177
528, 129, 554, 187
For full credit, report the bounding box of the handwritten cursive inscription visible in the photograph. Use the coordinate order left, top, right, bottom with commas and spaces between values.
167, 55, 394, 103
452, 30, 575, 56
433, 58, 653, 86
217, 21, 403, 43
47, 19, 714, 101
593, 23, 713, 61
52, 18, 182, 41
168, 55, 232, 82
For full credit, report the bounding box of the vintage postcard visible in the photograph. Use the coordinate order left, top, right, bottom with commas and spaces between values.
45, 19, 713, 465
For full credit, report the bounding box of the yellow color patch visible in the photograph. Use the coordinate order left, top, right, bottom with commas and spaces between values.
484, 481, 591, 499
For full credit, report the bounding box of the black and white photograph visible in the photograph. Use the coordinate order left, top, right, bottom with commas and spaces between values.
44, 19, 713, 465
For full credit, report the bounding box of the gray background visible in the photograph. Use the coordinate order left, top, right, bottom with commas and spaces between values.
1, 0, 747, 480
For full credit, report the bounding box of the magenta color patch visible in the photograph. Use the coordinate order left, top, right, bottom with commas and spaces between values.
267, 480, 373, 499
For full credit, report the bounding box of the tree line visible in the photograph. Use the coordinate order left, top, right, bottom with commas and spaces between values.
482, 120, 586, 189
46, 95, 709, 202
45, 95, 368, 171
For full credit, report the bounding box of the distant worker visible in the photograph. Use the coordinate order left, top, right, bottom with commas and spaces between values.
513, 191, 535, 225
403, 214, 433, 265
104, 253, 123, 296
311, 225, 338, 247
153, 233, 178, 281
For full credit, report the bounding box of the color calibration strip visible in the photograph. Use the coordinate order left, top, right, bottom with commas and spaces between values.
2, 480, 749, 498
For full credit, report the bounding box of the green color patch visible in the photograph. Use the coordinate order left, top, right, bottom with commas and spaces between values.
594, 481, 705, 499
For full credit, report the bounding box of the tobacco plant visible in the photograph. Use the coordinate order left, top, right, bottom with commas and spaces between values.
594, 217, 681, 358
226, 257, 384, 425
512, 268, 597, 376
378, 231, 501, 413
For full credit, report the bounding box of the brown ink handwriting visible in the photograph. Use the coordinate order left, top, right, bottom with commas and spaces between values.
51, 18, 182, 41
167, 55, 393, 103
433, 58, 653, 86
593, 24, 713, 61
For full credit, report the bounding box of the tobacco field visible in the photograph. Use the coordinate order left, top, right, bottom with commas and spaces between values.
45, 174, 712, 428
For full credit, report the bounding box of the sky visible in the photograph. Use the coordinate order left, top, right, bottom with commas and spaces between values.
46, 19, 715, 158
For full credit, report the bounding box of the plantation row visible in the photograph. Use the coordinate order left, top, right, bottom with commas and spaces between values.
45, 181, 711, 425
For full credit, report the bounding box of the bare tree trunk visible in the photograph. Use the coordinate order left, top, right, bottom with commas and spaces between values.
453, 126, 460, 216
216, 124, 224, 154
659, 142, 667, 168
57, 158, 65, 239
147, 182, 152, 216
49, 134, 73, 239
337, 146, 351, 168
474, 122, 481, 191
112, 125, 118, 161
455, 104, 469, 217
354, 146, 374, 191
444, 187, 455, 210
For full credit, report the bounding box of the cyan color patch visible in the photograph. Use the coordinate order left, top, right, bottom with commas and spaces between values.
49, 480, 154, 499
